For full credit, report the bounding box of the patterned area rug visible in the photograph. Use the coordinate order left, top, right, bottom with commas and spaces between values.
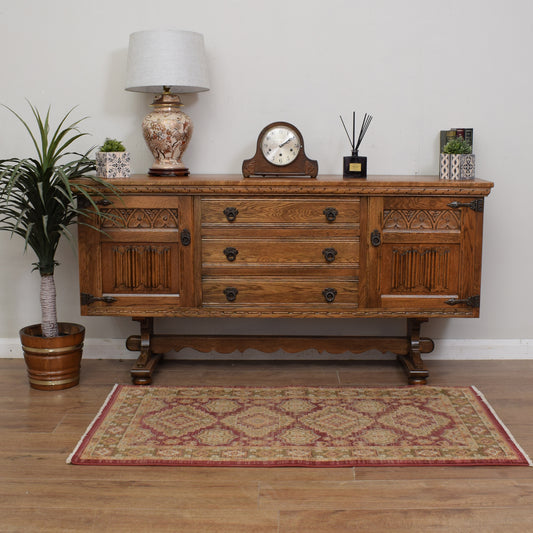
68, 385, 531, 467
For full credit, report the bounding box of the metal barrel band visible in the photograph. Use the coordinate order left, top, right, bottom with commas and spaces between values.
22, 343, 84, 355
29, 376, 78, 386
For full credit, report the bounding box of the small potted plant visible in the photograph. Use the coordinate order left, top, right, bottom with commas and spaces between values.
0, 103, 119, 390
96, 138, 131, 178
440, 136, 475, 180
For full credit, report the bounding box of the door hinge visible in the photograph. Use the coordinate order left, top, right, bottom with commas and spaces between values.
447, 199, 484, 212
445, 295, 480, 308
80, 293, 117, 306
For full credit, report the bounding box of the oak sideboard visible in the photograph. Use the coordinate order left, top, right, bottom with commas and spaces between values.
77, 174, 493, 385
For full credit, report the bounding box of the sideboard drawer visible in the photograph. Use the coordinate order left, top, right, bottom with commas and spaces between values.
201, 198, 360, 226
202, 238, 359, 268
202, 278, 358, 306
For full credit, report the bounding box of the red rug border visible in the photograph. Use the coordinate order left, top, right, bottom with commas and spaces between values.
68, 384, 532, 467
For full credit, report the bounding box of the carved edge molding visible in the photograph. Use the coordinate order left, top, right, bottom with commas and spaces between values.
92, 184, 493, 197
86, 307, 474, 318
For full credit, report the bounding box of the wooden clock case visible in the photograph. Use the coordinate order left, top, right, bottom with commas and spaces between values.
242, 122, 318, 178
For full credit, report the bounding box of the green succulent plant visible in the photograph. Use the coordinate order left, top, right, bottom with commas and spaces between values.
99, 138, 126, 152
443, 136, 472, 154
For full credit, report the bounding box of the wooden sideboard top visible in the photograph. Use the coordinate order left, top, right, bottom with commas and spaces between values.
88, 174, 494, 196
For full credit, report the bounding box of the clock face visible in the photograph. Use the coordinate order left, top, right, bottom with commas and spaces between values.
261, 125, 302, 166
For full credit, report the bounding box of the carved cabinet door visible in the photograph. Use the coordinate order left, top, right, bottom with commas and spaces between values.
78, 194, 196, 316
363, 196, 484, 316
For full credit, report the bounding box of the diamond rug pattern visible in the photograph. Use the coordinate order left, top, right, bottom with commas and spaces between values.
68, 385, 531, 467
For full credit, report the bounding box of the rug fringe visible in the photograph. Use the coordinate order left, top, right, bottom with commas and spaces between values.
66, 384, 120, 465
471, 386, 533, 467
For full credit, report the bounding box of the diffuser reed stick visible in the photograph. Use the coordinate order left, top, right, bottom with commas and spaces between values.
339, 114, 354, 152
355, 113, 373, 154
339, 112, 373, 155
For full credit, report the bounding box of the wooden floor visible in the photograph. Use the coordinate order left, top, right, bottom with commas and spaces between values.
1, 357, 533, 532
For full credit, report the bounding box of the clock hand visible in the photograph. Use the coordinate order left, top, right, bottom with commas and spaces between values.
279, 135, 294, 148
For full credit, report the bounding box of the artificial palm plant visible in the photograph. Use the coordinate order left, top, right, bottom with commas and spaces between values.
0, 102, 117, 338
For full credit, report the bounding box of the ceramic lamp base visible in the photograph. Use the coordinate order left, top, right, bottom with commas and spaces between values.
142, 93, 193, 177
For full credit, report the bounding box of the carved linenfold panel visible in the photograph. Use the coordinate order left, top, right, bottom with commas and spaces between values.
383, 209, 460, 232
111, 245, 173, 292
102, 208, 179, 229
390, 248, 451, 292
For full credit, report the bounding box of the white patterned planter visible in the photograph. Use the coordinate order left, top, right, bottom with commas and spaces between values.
96, 152, 131, 179
440, 153, 475, 180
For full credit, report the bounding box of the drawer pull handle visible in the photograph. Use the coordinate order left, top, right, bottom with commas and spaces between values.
223, 207, 239, 222
322, 248, 338, 263
96, 198, 112, 206
371, 229, 381, 247
323, 207, 338, 222
180, 229, 191, 246
223, 287, 239, 302
223, 247, 239, 262
322, 288, 337, 303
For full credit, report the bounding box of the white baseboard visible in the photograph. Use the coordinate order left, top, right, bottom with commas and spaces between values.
432, 339, 533, 359
2, 337, 532, 360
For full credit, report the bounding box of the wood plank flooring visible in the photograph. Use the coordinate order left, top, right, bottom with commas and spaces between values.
1, 357, 532, 532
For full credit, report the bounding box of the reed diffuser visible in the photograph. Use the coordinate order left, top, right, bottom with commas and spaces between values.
340, 111, 373, 178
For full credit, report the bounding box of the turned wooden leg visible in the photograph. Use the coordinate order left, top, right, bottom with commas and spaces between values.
397, 318, 434, 385
127, 317, 163, 385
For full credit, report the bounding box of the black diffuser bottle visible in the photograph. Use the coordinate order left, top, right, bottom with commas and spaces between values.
343, 151, 367, 178
341, 112, 372, 178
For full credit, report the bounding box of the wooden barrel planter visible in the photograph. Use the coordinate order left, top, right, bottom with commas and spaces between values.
20, 322, 85, 391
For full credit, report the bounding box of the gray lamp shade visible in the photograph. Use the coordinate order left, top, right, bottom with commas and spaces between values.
125, 29, 210, 94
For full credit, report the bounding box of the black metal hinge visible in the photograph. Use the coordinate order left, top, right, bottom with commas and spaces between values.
80, 293, 117, 305
445, 295, 480, 308
447, 199, 484, 212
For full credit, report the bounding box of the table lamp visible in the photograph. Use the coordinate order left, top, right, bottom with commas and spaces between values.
126, 29, 209, 177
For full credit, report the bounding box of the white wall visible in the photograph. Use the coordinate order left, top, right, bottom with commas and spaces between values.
1, 0, 532, 355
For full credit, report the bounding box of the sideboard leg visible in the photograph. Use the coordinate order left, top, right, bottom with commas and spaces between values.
398, 318, 433, 385
128, 317, 163, 385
